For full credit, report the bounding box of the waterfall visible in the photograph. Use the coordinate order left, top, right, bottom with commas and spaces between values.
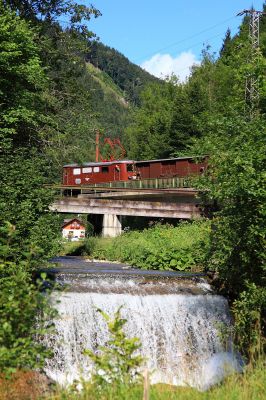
44, 274, 242, 390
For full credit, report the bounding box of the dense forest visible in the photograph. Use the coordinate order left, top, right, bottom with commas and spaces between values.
0, 0, 265, 396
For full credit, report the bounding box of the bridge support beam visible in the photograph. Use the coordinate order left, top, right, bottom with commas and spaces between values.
102, 214, 122, 237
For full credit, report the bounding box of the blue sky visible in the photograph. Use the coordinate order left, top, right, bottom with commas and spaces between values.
71, 1, 265, 81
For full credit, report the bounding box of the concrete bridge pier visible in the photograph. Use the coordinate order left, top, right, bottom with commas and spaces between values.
102, 214, 122, 237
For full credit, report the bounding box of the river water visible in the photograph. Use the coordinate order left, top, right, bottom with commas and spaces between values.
43, 257, 242, 390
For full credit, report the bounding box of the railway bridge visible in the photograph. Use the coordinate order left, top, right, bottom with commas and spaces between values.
50, 178, 205, 237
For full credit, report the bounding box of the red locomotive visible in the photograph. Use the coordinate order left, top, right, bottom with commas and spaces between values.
62, 156, 207, 186
63, 160, 136, 186
62, 133, 207, 186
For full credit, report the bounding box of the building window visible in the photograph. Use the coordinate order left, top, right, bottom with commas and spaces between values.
93, 166, 100, 173
102, 166, 109, 173
73, 168, 81, 175
82, 167, 92, 173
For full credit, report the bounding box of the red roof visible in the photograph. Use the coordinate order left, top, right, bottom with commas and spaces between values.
61, 218, 85, 229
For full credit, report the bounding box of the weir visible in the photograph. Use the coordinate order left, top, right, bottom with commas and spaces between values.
43, 262, 242, 390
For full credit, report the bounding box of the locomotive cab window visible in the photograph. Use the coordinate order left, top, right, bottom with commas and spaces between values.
82, 167, 92, 173
93, 166, 100, 173
127, 164, 134, 172
102, 166, 109, 173
73, 168, 81, 175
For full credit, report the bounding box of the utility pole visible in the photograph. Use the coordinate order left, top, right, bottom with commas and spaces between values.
237, 9, 266, 111
95, 130, 100, 162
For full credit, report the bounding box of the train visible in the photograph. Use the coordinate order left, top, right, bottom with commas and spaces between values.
62, 156, 208, 186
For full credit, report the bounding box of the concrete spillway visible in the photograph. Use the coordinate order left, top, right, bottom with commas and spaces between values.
43, 258, 242, 390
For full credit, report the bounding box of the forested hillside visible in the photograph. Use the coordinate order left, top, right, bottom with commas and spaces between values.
0, 0, 158, 178
87, 41, 159, 105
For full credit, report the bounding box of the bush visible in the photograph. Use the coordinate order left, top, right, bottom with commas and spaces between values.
84, 221, 210, 271
84, 307, 143, 387
0, 222, 56, 372
232, 282, 266, 361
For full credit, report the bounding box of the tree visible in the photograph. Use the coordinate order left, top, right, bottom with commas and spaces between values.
2, 0, 101, 37
0, 7, 60, 371
193, 113, 266, 357
220, 28, 233, 59
126, 79, 177, 160
0, 5, 47, 149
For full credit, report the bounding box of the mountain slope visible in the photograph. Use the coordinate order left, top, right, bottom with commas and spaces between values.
87, 41, 159, 105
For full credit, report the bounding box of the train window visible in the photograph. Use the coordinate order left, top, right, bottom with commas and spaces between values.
75, 178, 81, 184
93, 166, 100, 173
102, 166, 109, 173
127, 164, 134, 172
73, 168, 81, 175
82, 167, 92, 173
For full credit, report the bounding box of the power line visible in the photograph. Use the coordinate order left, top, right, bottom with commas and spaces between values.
56, 15, 242, 83
134, 16, 236, 62
58, 15, 236, 62
139, 31, 230, 82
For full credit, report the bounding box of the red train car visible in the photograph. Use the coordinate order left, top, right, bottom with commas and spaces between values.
135, 156, 207, 179
62, 160, 136, 185
62, 156, 207, 186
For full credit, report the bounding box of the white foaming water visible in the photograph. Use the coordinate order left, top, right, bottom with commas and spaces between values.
44, 288, 242, 390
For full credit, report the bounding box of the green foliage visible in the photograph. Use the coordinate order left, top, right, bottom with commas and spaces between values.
85, 62, 132, 140
2, 0, 101, 38
0, 4, 62, 373
0, 223, 56, 372
84, 222, 210, 272
193, 116, 265, 295
0, 150, 61, 266
126, 79, 177, 159
189, 38, 266, 356
84, 307, 143, 387
232, 283, 266, 360
0, 5, 47, 149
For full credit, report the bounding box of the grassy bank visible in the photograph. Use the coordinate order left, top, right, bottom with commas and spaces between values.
2, 361, 264, 400
81, 221, 210, 271
47, 360, 265, 400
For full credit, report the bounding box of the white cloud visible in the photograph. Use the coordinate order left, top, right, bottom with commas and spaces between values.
140, 51, 200, 82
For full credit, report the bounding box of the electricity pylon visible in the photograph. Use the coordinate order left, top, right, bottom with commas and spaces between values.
237, 9, 266, 111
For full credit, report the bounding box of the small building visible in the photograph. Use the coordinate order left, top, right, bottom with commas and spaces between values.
62, 218, 86, 241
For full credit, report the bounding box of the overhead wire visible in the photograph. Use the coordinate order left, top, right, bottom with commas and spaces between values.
134, 15, 237, 62
57, 14, 238, 64
55, 13, 241, 81
142, 30, 230, 79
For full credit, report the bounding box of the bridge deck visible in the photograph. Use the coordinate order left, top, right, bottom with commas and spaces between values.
48, 177, 204, 219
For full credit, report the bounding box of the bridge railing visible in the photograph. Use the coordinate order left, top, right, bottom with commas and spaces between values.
88, 176, 192, 189
46, 176, 197, 197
